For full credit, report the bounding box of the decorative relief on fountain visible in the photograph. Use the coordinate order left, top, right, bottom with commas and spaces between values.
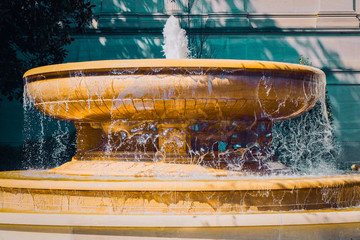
158, 123, 190, 157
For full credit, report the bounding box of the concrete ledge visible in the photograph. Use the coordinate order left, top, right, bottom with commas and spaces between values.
1, 210, 360, 227
90, 12, 360, 30
1, 172, 360, 191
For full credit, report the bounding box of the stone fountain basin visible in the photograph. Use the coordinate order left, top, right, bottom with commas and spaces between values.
24, 59, 325, 123
1, 170, 360, 238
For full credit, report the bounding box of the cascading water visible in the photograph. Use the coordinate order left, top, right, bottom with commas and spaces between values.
159, 15, 341, 176
22, 81, 76, 170
20, 15, 342, 176
272, 100, 340, 175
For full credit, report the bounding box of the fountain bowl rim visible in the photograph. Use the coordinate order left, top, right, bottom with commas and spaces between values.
1, 171, 359, 191
23, 59, 324, 79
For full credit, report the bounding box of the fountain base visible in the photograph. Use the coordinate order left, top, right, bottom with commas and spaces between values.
1, 209, 360, 239
48, 159, 293, 176
1, 170, 360, 214
50, 160, 235, 177
1, 168, 360, 238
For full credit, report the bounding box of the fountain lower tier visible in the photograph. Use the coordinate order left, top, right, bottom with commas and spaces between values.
1, 171, 360, 214
1, 211, 360, 239
1, 170, 360, 238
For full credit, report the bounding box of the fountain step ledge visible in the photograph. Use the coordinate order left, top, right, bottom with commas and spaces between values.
1, 209, 360, 227
1, 171, 360, 214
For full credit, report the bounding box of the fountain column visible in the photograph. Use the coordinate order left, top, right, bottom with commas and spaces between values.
73, 123, 103, 160
157, 123, 191, 162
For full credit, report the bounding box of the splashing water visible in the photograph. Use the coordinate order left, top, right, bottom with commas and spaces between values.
23, 83, 76, 170
271, 96, 340, 175
162, 15, 190, 59
22, 69, 341, 176
20, 15, 341, 177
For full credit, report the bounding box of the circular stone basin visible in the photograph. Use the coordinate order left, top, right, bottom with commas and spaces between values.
1, 170, 360, 238
1, 170, 360, 214
24, 59, 325, 122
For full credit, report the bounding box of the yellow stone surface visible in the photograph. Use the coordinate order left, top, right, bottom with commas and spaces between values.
1, 59, 359, 225
24, 59, 324, 122
1, 171, 360, 214
23, 59, 325, 163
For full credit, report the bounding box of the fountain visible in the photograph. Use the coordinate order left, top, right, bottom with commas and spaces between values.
0, 16, 360, 239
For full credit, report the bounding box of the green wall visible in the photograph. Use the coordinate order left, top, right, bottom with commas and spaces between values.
1, 0, 359, 167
